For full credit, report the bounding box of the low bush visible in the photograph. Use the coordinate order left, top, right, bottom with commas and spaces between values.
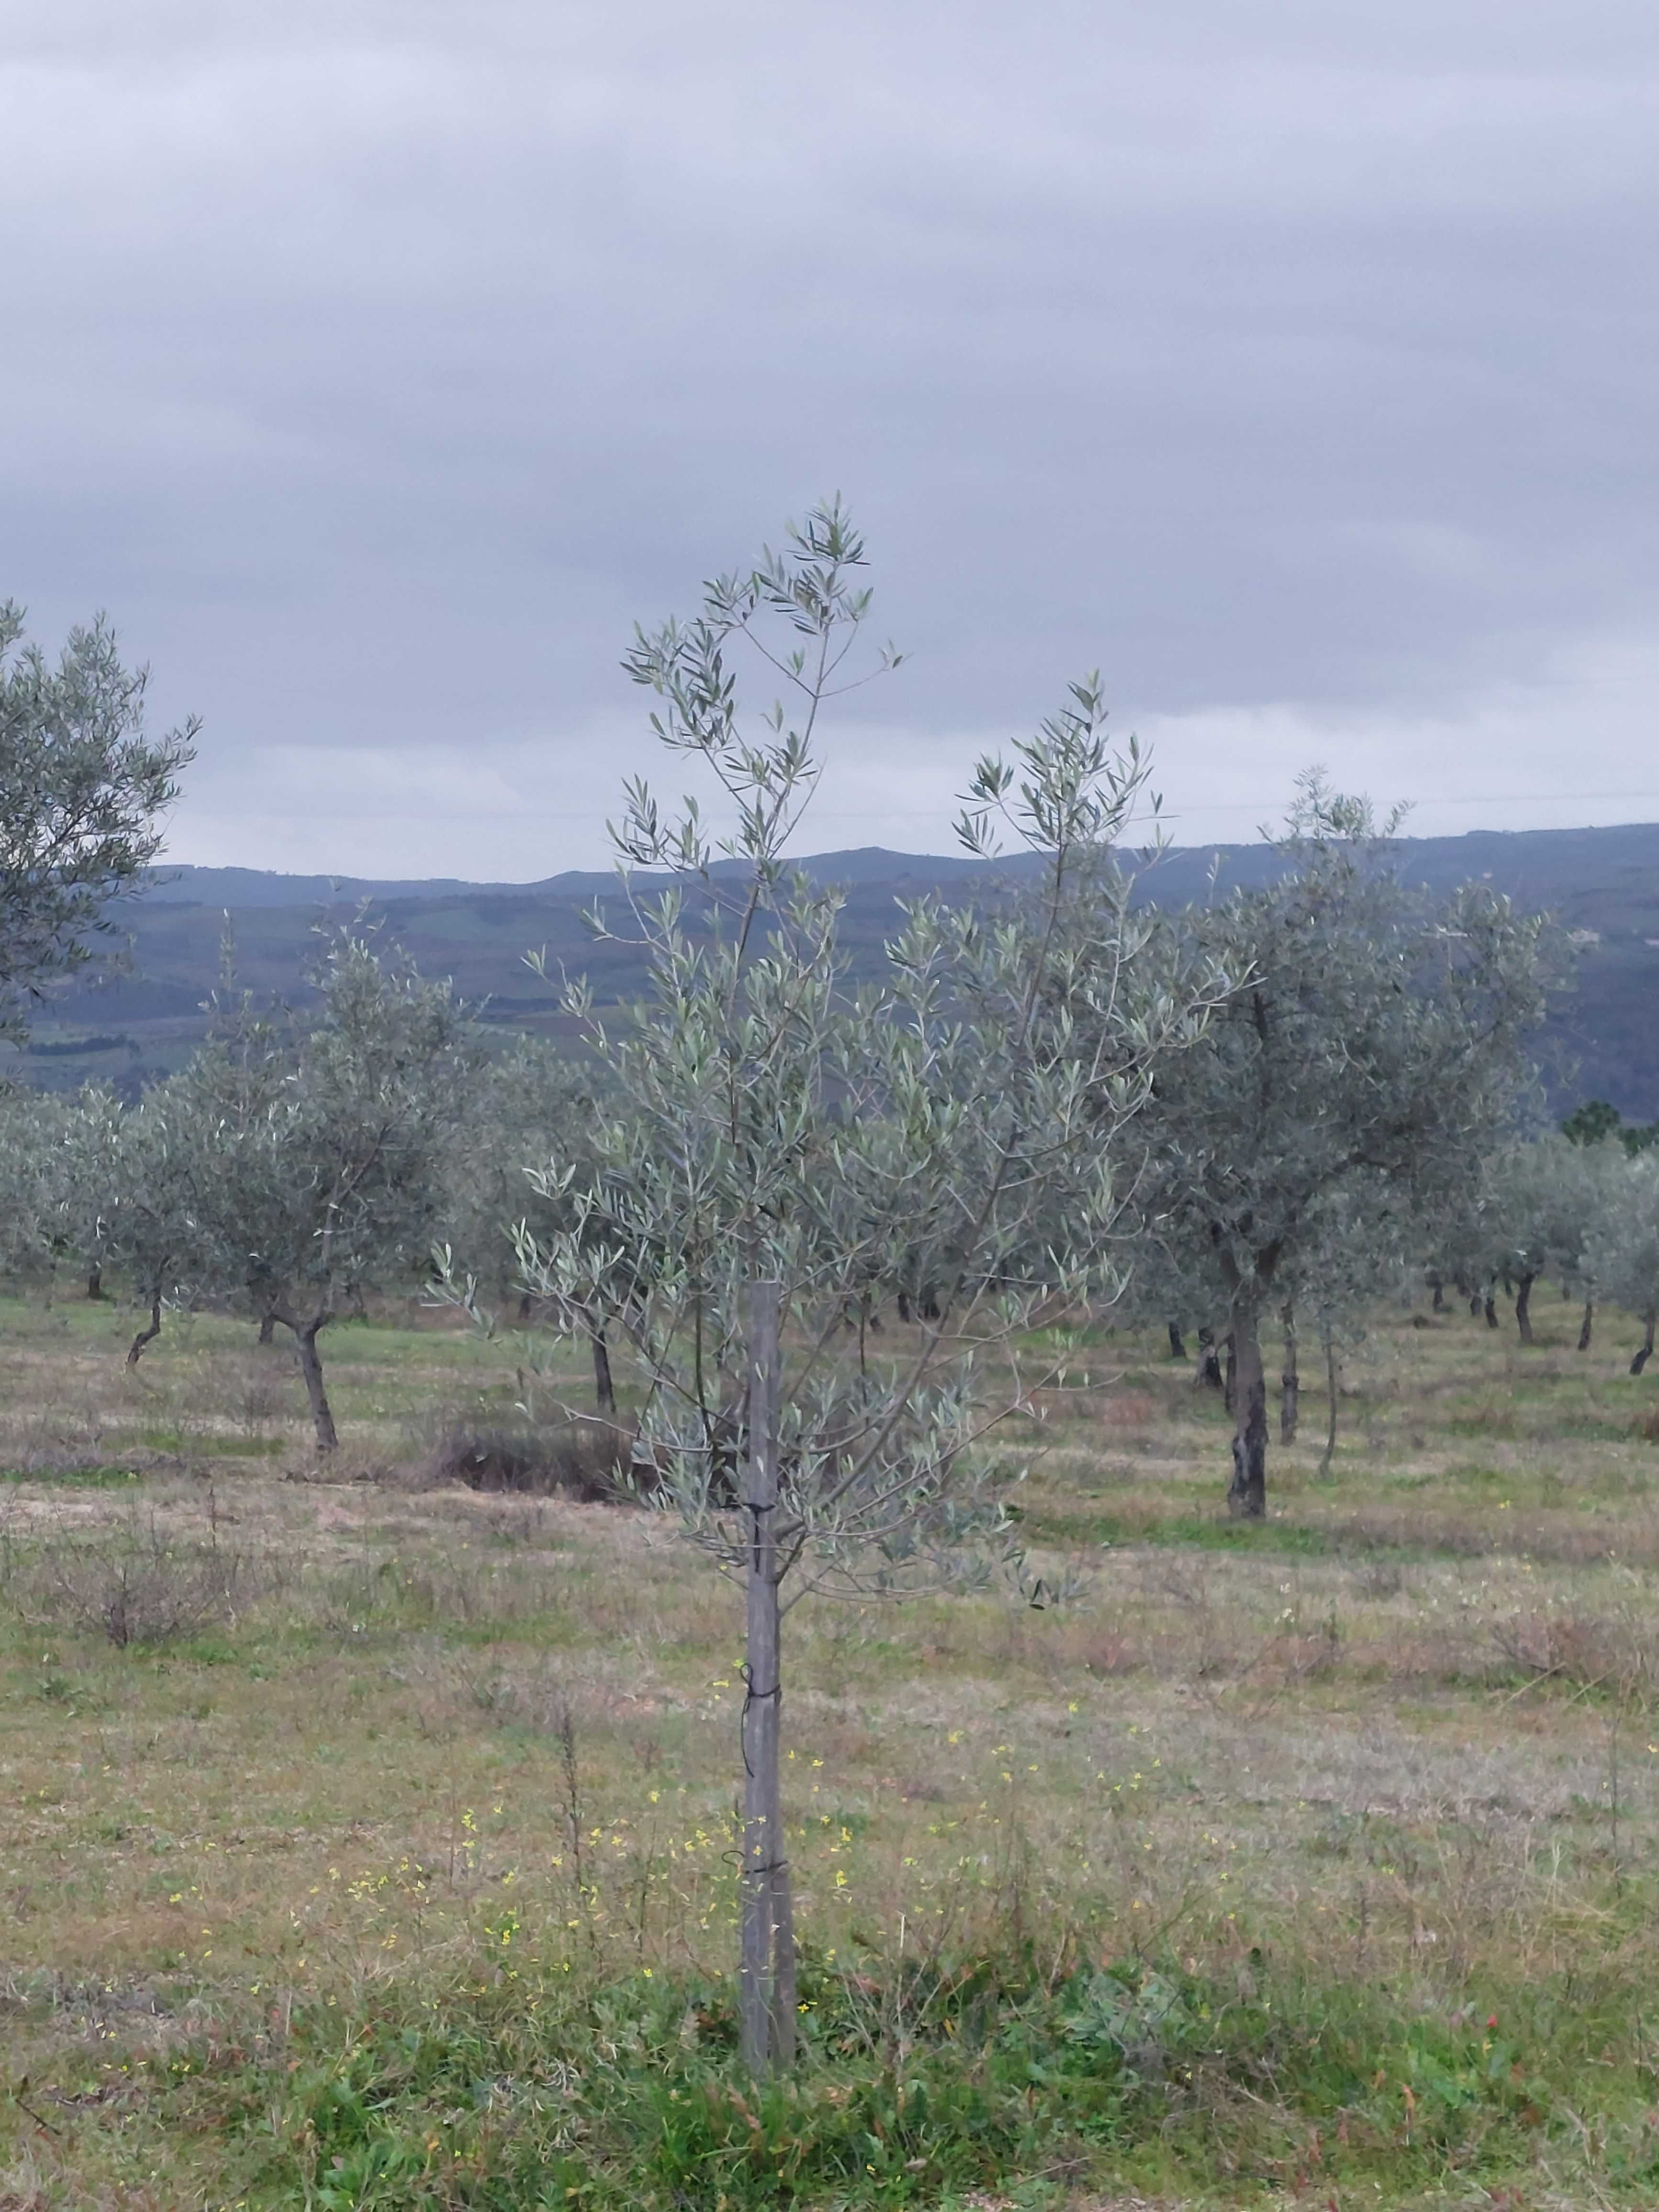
8, 1511, 255, 1647
425, 1415, 637, 1502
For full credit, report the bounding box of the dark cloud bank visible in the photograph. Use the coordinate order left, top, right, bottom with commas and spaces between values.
5, 1, 1657, 874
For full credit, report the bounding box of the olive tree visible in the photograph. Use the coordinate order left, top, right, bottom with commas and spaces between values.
195, 931, 476, 1448
33, 1083, 127, 1302
1135, 776, 1556, 1517
1584, 1153, 1659, 1374
100, 1054, 252, 1365
1481, 1131, 1624, 1347
0, 606, 195, 1039
435, 1036, 617, 1410
0, 1085, 78, 1291
504, 502, 1216, 2071
1280, 1176, 1419, 1472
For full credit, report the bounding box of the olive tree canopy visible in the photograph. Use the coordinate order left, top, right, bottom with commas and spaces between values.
1134, 775, 1558, 1516
0, 606, 196, 1037
191, 929, 476, 1449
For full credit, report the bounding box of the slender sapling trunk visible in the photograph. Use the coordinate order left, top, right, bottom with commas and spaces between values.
1280, 1302, 1299, 1444
589, 1318, 615, 1416
1633, 1310, 1657, 1377
739, 1280, 794, 2074
1515, 1272, 1537, 1345
1577, 1297, 1594, 1352
1227, 1299, 1268, 1519
1318, 1323, 1338, 1477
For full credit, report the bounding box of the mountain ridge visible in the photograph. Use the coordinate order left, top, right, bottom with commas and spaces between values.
10, 822, 1656, 1114
141, 821, 1659, 909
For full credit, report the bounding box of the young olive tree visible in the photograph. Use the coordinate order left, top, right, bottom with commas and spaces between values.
0, 606, 195, 1039
1481, 1130, 1622, 1347
0, 1085, 78, 1292
0, 1081, 126, 1300
507, 503, 1216, 2071
1423, 1182, 1508, 1328
1553, 1121, 1636, 1351
1583, 1152, 1659, 1374
196, 930, 476, 1449
99, 1046, 260, 1366
1136, 775, 1555, 1517
10, 1082, 128, 1303
62, 1084, 125, 1301
1279, 1175, 1418, 1473
435, 1036, 617, 1411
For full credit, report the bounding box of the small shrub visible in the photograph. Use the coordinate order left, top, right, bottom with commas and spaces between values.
426, 1416, 638, 1502
1487, 1604, 1657, 1700
1355, 1558, 1405, 1598
226, 1350, 290, 1438
14, 1513, 254, 1647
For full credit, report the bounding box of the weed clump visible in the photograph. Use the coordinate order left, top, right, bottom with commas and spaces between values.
7, 1510, 255, 1647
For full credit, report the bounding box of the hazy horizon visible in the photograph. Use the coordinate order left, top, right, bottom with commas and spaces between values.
139, 813, 1659, 900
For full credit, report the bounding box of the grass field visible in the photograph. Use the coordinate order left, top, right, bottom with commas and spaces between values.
3, 1288, 1659, 2208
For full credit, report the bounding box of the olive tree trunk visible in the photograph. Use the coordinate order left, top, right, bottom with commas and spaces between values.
589, 1318, 616, 1416
1227, 1298, 1268, 1519
126, 1298, 163, 1368
739, 1280, 795, 2075
1279, 1303, 1300, 1444
1577, 1297, 1594, 1352
1633, 1310, 1657, 1377
290, 1317, 339, 1452
1515, 1272, 1537, 1344
1167, 1320, 1186, 1360
1318, 1323, 1339, 1477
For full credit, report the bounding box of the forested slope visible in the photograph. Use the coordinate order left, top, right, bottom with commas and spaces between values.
11, 820, 1657, 1111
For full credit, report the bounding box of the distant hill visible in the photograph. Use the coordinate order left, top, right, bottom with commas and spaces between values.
133, 847, 1014, 907
9, 826, 1657, 1114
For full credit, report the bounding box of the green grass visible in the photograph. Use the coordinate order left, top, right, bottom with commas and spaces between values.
0, 1949, 1589, 2206
3, 1291, 1659, 2203
12, 1935, 1657, 2209
0, 1462, 143, 1488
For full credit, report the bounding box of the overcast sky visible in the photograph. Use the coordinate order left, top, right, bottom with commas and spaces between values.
5, 1, 1658, 877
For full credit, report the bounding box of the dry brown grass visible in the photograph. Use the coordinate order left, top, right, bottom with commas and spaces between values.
0, 1288, 1657, 2201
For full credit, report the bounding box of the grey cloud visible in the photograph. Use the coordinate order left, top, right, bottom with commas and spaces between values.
4, 0, 1658, 872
